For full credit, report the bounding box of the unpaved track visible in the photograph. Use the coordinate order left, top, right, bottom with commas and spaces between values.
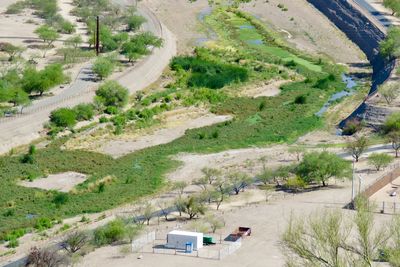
0, 2, 177, 154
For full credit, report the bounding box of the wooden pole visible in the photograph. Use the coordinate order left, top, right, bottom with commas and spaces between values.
96, 16, 100, 56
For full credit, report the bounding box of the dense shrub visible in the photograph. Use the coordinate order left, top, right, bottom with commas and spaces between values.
74, 103, 94, 121
170, 55, 249, 89
342, 119, 363, 135
50, 108, 77, 128
93, 219, 126, 246
95, 81, 129, 109
34, 217, 53, 231
294, 95, 307, 104
92, 57, 114, 80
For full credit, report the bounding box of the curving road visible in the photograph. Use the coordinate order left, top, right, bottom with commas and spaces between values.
0, 1, 177, 155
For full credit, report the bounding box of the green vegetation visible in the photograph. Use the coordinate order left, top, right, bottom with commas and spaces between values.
368, 153, 393, 171
296, 151, 352, 186
95, 81, 129, 110
170, 56, 249, 89
380, 26, 400, 58
50, 108, 77, 128
384, 0, 400, 15
0, 8, 348, 239
121, 32, 163, 62
92, 57, 115, 80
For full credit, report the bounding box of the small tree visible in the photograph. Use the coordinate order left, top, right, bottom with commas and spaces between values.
258, 168, 274, 185
183, 196, 206, 220
380, 83, 398, 105
205, 214, 224, 233
346, 136, 369, 162
172, 181, 187, 197
227, 172, 252, 195
174, 196, 185, 217
8, 88, 30, 107
61, 231, 88, 254
157, 201, 172, 221
64, 35, 82, 49
126, 15, 146, 31
193, 176, 209, 191
367, 153, 393, 171
0, 42, 24, 61
201, 167, 221, 185
34, 25, 60, 57
288, 146, 305, 162
92, 57, 114, 80
296, 151, 352, 186
212, 177, 231, 210
389, 130, 400, 157
125, 224, 141, 243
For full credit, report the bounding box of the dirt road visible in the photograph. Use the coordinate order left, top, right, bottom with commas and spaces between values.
0, 2, 177, 154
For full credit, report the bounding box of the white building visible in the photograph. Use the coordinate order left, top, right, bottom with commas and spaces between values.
166, 230, 203, 251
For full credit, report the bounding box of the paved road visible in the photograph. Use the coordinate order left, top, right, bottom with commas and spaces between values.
0, 2, 177, 154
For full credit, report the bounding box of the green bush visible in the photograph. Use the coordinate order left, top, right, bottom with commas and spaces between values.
92, 57, 114, 80
53, 193, 69, 206
74, 104, 94, 121
95, 81, 128, 109
294, 95, 307, 104
170, 54, 249, 89
126, 15, 146, 31
7, 238, 19, 248
57, 20, 76, 34
93, 219, 126, 246
34, 217, 53, 231
50, 108, 77, 128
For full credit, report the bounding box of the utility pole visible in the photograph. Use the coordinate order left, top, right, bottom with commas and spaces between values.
96, 15, 100, 56
351, 159, 355, 208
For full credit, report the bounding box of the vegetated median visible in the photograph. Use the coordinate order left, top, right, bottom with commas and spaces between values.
0, 7, 349, 247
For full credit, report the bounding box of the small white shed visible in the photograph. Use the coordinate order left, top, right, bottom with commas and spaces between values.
166, 230, 203, 250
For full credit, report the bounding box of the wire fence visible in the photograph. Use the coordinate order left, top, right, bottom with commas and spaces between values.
131, 228, 243, 260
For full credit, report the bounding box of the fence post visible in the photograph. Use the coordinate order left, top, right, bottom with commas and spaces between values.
382, 201, 385, 214
395, 202, 396, 214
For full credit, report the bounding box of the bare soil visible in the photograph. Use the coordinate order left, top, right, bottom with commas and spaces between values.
19, 171, 87, 192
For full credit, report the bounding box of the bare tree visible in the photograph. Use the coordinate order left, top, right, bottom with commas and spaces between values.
61, 231, 88, 254
288, 146, 306, 162
26, 247, 68, 267
157, 201, 172, 221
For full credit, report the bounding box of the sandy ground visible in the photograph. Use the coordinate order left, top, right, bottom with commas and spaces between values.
142, 0, 209, 53
76, 174, 391, 267
239, 80, 286, 98
241, 0, 366, 65
19, 172, 87, 192
168, 145, 293, 182
65, 108, 231, 158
